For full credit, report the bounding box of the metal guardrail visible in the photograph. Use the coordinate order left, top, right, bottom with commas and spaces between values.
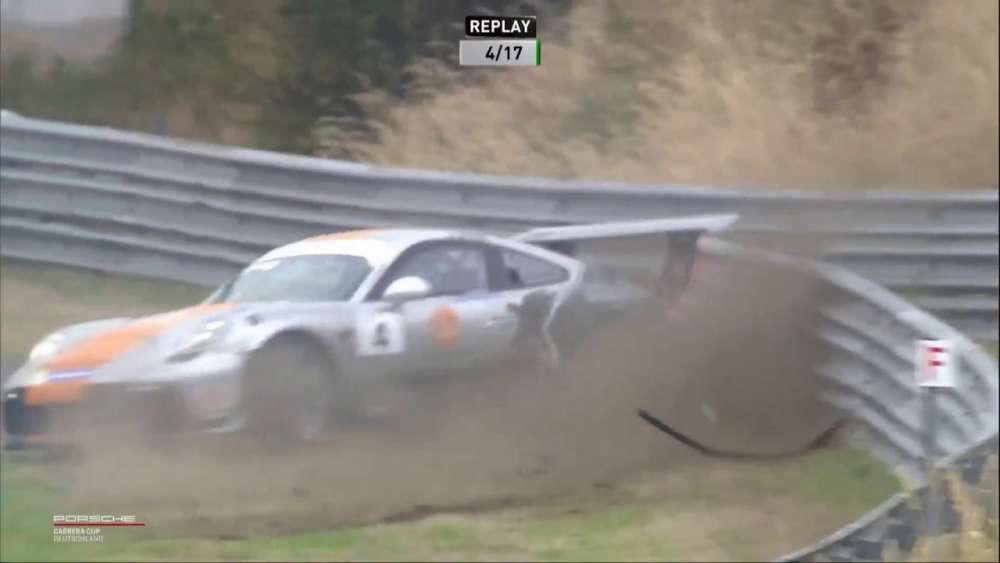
702, 239, 998, 561
0, 111, 996, 560
0, 111, 997, 340
707, 239, 998, 474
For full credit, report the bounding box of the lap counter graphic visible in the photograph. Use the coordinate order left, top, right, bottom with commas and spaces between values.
460, 15, 540, 66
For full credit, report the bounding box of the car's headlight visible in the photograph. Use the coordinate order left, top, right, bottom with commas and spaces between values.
167, 319, 228, 363
25, 368, 49, 386
28, 332, 65, 365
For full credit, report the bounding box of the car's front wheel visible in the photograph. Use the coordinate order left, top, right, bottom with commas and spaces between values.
242, 337, 334, 447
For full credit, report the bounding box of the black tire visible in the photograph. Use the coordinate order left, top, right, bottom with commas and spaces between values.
242, 337, 334, 448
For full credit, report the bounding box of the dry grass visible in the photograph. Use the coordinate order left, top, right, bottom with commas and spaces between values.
885, 454, 999, 562
325, 0, 999, 192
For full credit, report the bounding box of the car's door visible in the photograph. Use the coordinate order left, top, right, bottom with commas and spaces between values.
482, 245, 573, 361
364, 241, 513, 377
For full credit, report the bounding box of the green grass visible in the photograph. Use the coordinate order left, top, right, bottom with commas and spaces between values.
979, 340, 998, 361
0, 447, 900, 562
0, 259, 207, 359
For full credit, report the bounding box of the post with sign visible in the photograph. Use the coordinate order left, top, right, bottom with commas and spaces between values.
915, 338, 956, 545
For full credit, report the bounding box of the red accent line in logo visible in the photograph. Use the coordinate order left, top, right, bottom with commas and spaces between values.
53, 523, 146, 527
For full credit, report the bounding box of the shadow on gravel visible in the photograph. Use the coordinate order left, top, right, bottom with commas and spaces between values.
50, 244, 841, 539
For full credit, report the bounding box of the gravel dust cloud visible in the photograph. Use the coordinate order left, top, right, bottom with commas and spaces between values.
58, 245, 840, 539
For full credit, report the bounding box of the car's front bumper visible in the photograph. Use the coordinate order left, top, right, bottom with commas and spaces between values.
2, 383, 179, 450
1, 352, 247, 450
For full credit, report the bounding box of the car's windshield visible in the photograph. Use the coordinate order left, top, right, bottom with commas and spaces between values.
221, 255, 372, 303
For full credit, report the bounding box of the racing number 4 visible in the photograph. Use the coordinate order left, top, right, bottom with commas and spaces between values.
373, 322, 390, 348
356, 312, 405, 356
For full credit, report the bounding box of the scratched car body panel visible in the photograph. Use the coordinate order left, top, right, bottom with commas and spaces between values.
1, 215, 737, 448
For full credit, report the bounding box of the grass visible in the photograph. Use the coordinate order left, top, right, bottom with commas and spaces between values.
886, 455, 999, 562
0, 448, 899, 562
0, 259, 207, 359
328, 1, 998, 192
980, 341, 999, 361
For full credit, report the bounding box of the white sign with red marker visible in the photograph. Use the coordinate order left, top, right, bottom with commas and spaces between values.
915, 339, 956, 388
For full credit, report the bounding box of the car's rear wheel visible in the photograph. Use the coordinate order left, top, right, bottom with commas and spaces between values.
242, 337, 334, 447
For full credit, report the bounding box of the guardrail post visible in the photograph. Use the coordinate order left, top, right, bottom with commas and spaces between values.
921, 387, 941, 550
916, 338, 957, 554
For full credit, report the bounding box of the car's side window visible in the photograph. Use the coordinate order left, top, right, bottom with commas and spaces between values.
500, 250, 568, 289
381, 244, 489, 298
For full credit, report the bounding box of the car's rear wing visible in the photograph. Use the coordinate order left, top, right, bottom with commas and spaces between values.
512, 214, 739, 246
514, 213, 739, 294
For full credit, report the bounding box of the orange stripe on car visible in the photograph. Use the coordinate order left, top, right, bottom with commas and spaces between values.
429, 305, 461, 348
20, 433, 72, 446
302, 229, 383, 243
24, 380, 88, 406
24, 303, 234, 406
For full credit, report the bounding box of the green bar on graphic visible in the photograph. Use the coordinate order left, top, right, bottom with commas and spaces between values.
536, 40, 541, 65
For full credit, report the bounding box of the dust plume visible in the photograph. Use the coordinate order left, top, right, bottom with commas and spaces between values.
57, 242, 839, 539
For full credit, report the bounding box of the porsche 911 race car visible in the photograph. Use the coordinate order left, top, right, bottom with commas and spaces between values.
1, 214, 736, 449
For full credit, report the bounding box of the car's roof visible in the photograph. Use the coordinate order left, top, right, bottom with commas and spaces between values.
254, 228, 490, 265
340, 228, 467, 246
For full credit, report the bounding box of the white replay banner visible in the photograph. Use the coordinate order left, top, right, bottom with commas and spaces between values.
459, 39, 539, 66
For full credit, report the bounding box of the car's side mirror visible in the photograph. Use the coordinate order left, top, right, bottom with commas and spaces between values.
383, 276, 431, 304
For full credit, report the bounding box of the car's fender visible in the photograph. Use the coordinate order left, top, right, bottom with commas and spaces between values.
3, 317, 132, 390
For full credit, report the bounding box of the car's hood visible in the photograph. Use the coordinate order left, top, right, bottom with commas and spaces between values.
44, 303, 237, 374
5, 301, 361, 399
2, 303, 237, 399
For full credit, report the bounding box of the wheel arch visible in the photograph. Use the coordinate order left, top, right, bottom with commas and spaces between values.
250, 329, 340, 378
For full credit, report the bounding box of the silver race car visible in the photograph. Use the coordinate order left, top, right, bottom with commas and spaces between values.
2, 215, 736, 448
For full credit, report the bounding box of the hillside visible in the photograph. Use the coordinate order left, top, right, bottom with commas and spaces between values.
329, 1, 999, 191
